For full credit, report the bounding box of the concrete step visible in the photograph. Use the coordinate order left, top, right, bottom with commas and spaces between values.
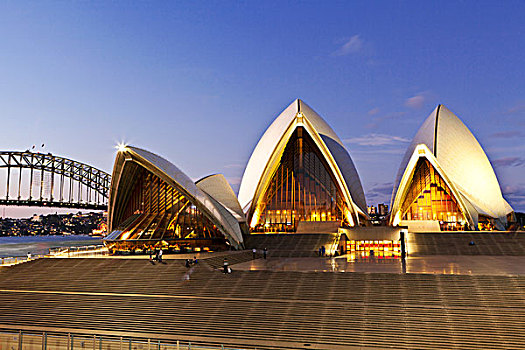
0, 258, 523, 350
296, 221, 340, 234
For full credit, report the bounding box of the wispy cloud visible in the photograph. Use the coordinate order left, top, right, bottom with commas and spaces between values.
368, 182, 394, 196
344, 133, 410, 146
224, 176, 242, 194
353, 148, 406, 156
486, 143, 525, 154
365, 182, 394, 205
333, 35, 363, 56
223, 163, 245, 169
492, 157, 525, 168
502, 184, 525, 211
490, 130, 523, 138
367, 107, 380, 116
405, 93, 426, 109
365, 111, 407, 129
503, 184, 525, 198
226, 176, 241, 185
502, 103, 525, 116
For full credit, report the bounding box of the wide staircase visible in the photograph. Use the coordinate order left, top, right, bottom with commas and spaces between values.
295, 221, 340, 234
0, 258, 524, 349
201, 250, 262, 269
244, 233, 337, 257
409, 232, 525, 256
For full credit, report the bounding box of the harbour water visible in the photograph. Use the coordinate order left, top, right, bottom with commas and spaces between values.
0, 235, 102, 258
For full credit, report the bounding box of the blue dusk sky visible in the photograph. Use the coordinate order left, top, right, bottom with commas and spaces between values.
0, 1, 524, 217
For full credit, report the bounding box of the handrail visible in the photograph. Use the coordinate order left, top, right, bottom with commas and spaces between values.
0, 328, 253, 350
49, 244, 109, 258
329, 232, 340, 256
1, 244, 109, 266
0, 255, 45, 267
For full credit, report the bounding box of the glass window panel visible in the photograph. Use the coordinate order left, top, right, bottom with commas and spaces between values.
401, 158, 466, 231
108, 166, 225, 250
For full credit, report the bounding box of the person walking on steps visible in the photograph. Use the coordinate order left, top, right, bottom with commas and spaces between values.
252, 248, 257, 259
263, 247, 267, 260
158, 249, 163, 263
223, 257, 230, 273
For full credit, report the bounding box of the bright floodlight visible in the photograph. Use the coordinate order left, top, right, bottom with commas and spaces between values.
116, 143, 128, 152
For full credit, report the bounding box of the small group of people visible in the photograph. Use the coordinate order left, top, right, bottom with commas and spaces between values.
185, 256, 198, 268
318, 245, 326, 257
149, 249, 163, 263
251, 247, 268, 260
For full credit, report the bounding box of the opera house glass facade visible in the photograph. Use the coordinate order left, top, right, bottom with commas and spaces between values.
400, 158, 466, 231
254, 127, 351, 232
390, 105, 515, 232
238, 99, 368, 232
105, 146, 244, 252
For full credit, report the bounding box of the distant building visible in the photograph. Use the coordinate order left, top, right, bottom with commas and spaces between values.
378, 204, 389, 217
516, 212, 525, 230
367, 206, 377, 215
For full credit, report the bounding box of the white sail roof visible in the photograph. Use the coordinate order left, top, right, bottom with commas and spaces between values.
238, 99, 367, 224
391, 105, 514, 229
196, 174, 246, 222
108, 146, 244, 248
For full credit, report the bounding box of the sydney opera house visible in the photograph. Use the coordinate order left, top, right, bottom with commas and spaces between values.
104, 100, 515, 251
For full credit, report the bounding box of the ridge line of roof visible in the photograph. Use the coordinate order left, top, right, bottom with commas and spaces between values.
434, 104, 442, 157
195, 173, 220, 184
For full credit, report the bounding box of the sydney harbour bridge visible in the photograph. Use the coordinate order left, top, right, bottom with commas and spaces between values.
0, 151, 110, 211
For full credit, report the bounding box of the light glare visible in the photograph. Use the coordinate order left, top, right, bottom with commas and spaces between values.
116, 143, 128, 152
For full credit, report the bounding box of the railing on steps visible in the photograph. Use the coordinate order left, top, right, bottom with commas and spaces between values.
0, 329, 255, 350
0, 255, 45, 267
49, 244, 109, 258
328, 233, 340, 257
1, 245, 109, 267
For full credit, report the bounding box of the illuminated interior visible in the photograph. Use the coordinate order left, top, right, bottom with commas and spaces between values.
346, 240, 402, 259
401, 158, 466, 231
249, 127, 351, 232
478, 215, 496, 231
106, 166, 225, 251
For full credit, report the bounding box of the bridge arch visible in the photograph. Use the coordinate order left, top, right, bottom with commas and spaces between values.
0, 151, 110, 210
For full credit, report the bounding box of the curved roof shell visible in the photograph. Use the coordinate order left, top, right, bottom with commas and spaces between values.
238, 99, 367, 225
196, 174, 246, 223
390, 105, 514, 229
108, 146, 244, 249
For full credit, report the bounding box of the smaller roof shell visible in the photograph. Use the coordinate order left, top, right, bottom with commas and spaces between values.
196, 174, 246, 223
